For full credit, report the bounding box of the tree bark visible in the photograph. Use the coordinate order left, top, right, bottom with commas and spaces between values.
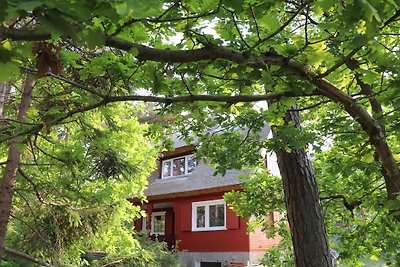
0, 83, 7, 118
0, 76, 34, 261
344, 59, 400, 206
273, 107, 332, 267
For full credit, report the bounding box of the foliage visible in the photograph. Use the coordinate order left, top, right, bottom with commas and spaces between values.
92, 233, 181, 267
314, 144, 400, 266
225, 172, 285, 232
224, 172, 294, 266
2, 103, 160, 266
1, 0, 400, 265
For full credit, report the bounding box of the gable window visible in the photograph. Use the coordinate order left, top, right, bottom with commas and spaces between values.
162, 154, 196, 178
192, 200, 226, 231
151, 211, 166, 235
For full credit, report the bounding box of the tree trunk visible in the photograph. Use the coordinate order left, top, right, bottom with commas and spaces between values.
0, 76, 34, 261
273, 107, 332, 267
0, 83, 6, 118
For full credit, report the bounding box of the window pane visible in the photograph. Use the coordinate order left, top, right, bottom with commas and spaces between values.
163, 161, 171, 177
187, 156, 196, 173
173, 157, 185, 176
196, 206, 205, 228
153, 215, 165, 233
209, 204, 224, 227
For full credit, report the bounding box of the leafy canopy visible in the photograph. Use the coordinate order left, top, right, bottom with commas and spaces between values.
1, 0, 400, 265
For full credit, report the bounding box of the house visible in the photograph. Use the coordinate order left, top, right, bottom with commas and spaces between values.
133, 134, 281, 267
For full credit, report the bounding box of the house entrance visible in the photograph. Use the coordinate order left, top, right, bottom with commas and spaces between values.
150, 202, 175, 250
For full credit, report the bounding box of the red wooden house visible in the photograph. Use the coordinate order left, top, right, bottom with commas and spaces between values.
133, 137, 280, 267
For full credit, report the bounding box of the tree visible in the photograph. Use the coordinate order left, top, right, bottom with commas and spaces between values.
1, 0, 400, 265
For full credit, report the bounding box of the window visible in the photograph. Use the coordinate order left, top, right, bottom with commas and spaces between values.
151, 211, 166, 235
141, 216, 147, 232
162, 154, 196, 178
192, 200, 226, 231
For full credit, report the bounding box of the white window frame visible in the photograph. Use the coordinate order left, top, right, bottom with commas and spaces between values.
151, 211, 166, 235
161, 154, 196, 179
192, 199, 226, 232
141, 216, 147, 232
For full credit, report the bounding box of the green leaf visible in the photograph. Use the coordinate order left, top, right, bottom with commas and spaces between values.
223, 0, 243, 13
12, 0, 43, 11
81, 29, 105, 49
0, 61, 19, 82
261, 71, 272, 84
115, 2, 128, 16
129, 47, 139, 56
360, 0, 382, 22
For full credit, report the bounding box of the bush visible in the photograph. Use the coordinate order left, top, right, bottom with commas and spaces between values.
92, 234, 181, 267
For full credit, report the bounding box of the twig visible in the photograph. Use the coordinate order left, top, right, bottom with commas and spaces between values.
111, 0, 222, 36
381, 8, 400, 29
319, 47, 362, 78
248, 2, 309, 52
249, 4, 261, 41
223, 7, 250, 48
21, 67, 105, 98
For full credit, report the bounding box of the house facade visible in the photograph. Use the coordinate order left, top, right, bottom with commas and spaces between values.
133, 137, 280, 267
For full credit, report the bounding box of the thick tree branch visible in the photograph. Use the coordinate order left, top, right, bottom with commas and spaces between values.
51, 91, 309, 124
2, 25, 400, 203
4, 247, 56, 267
0, 27, 51, 41
320, 195, 362, 213
0, 91, 311, 144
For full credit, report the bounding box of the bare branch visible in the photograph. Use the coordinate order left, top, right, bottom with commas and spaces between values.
4, 246, 56, 267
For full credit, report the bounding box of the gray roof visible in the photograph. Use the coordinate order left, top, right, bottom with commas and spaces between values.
145, 124, 270, 198
144, 161, 247, 197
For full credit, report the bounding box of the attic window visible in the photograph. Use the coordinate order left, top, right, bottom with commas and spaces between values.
161, 154, 196, 179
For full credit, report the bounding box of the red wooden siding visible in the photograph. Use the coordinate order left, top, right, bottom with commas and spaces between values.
226, 206, 240, 229
134, 218, 142, 231
179, 202, 191, 232
132, 192, 280, 253
174, 193, 250, 252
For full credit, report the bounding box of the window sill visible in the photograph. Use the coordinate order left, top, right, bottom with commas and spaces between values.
191, 227, 227, 232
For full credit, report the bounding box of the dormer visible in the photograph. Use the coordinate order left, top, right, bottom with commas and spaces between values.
159, 145, 196, 179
